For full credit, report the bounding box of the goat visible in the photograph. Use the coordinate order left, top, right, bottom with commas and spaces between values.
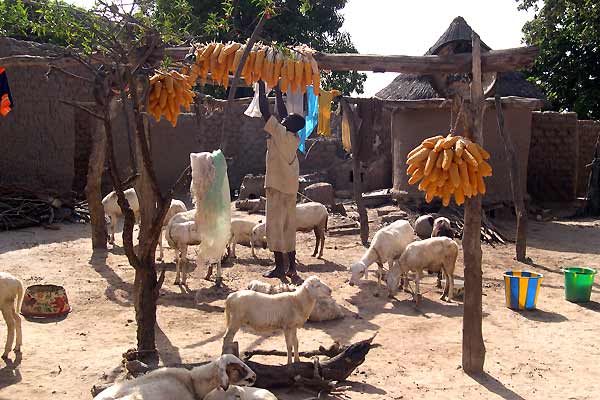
102, 188, 139, 244
157, 199, 188, 261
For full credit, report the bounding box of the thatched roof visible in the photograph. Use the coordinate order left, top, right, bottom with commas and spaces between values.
375, 16, 545, 101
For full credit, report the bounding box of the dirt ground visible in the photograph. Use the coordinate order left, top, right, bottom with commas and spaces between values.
1, 208, 599, 400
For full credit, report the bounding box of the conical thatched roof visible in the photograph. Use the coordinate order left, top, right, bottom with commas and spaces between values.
375, 16, 545, 101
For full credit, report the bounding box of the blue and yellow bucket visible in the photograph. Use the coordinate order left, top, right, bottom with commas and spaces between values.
503, 270, 543, 310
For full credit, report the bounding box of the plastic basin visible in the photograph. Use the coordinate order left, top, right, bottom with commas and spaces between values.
503, 270, 543, 310
562, 267, 596, 303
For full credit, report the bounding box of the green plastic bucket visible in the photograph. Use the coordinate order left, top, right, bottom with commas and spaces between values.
562, 267, 596, 303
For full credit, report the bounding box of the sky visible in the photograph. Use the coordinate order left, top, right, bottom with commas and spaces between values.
65, 0, 536, 97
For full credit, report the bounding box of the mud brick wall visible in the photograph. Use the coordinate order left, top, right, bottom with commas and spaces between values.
576, 120, 600, 197
528, 112, 579, 202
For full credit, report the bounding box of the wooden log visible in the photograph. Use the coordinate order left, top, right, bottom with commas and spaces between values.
375, 96, 545, 111
461, 33, 486, 374
495, 94, 528, 262
163, 46, 538, 74
85, 106, 108, 249
311, 46, 538, 74
340, 99, 369, 245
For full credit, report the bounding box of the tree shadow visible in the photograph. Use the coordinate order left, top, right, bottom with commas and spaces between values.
156, 322, 182, 366
184, 332, 224, 349
0, 223, 91, 255
89, 249, 133, 308
527, 220, 600, 255
467, 371, 526, 400
0, 353, 22, 391
515, 308, 568, 323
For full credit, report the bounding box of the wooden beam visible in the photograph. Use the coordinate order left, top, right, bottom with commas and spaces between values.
312, 46, 538, 74
495, 95, 528, 262
166, 46, 537, 74
461, 33, 486, 374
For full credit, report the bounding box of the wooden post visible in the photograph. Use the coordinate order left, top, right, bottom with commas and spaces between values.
340, 99, 369, 245
86, 106, 108, 249
494, 95, 528, 261
461, 33, 486, 374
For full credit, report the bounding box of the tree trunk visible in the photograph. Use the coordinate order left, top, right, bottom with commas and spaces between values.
461, 33, 486, 373
494, 95, 527, 262
86, 110, 108, 249
340, 99, 369, 245
133, 258, 159, 364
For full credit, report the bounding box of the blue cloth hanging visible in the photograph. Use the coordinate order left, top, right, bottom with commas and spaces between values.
298, 86, 318, 153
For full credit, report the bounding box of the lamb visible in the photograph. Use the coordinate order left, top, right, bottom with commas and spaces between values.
246, 280, 344, 322
102, 188, 140, 244
157, 199, 188, 261
250, 202, 328, 258
204, 386, 278, 400
349, 220, 415, 288
387, 237, 459, 304
430, 217, 454, 288
223, 276, 332, 364
93, 354, 256, 400
227, 218, 263, 259
0, 272, 24, 359
414, 214, 434, 239
165, 209, 201, 285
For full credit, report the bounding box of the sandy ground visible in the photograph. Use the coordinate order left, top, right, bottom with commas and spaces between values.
1, 209, 599, 400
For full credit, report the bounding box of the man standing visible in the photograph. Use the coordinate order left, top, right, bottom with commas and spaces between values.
258, 80, 305, 282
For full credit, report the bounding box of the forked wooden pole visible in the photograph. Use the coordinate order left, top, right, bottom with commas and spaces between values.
461, 33, 486, 374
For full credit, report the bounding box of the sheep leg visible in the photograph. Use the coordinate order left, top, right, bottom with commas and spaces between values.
222, 322, 240, 354
312, 227, 319, 257
376, 262, 384, 287
158, 229, 164, 261
11, 306, 21, 353
292, 328, 300, 363
175, 246, 187, 285
318, 228, 325, 259
1, 307, 14, 358
283, 329, 294, 365
108, 215, 116, 244
214, 261, 223, 288
436, 271, 442, 289
414, 271, 422, 306
444, 269, 454, 303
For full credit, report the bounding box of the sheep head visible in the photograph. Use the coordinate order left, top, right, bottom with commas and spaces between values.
215, 354, 256, 391
251, 222, 267, 249
349, 261, 368, 286
303, 276, 332, 298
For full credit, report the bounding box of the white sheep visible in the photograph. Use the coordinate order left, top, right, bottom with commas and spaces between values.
0, 272, 24, 359
387, 237, 459, 304
157, 199, 188, 261
430, 217, 454, 288
223, 276, 332, 364
246, 280, 344, 322
102, 188, 140, 244
250, 202, 328, 258
227, 218, 263, 259
349, 220, 415, 288
165, 209, 201, 285
414, 214, 435, 239
205, 386, 278, 400
93, 354, 256, 400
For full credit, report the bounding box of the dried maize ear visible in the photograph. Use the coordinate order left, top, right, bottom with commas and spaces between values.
442, 134, 460, 149
458, 162, 470, 193
407, 147, 431, 165
254, 47, 266, 80
424, 150, 439, 175
442, 148, 453, 170
463, 149, 479, 167
467, 164, 478, 188
232, 46, 244, 74
304, 58, 313, 88
312, 72, 320, 95
285, 58, 295, 92
436, 153, 444, 168
479, 160, 493, 177
437, 170, 449, 187
223, 42, 241, 57
408, 144, 425, 158
294, 58, 303, 91
454, 186, 465, 205
455, 139, 466, 157
408, 168, 425, 185
449, 163, 461, 188
429, 166, 442, 182
453, 153, 464, 165
477, 172, 486, 194
434, 135, 447, 152
165, 75, 174, 94
476, 143, 491, 160
150, 74, 161, 85
423, 135, 444, 147
152, 81, 162, 100
200, 42, 216, 61
466, 142, 484, 164
159, 87, 168, 108
407, 163, 420, 175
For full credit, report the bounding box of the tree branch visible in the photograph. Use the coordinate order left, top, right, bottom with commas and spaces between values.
59, 99, 106, 120
46, 65, 93, 83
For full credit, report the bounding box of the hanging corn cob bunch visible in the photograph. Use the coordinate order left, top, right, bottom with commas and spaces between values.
147, 70, 196, 128
190, 41, 320, 95
406, 134, 493, 207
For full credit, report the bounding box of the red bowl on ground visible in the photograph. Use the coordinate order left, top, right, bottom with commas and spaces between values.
21, 284, 71, 318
